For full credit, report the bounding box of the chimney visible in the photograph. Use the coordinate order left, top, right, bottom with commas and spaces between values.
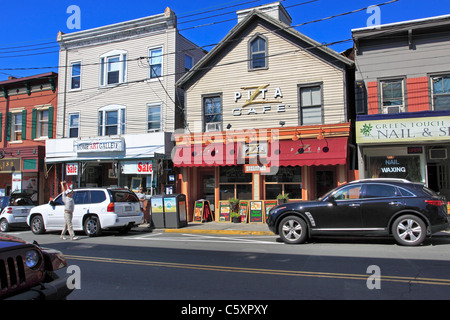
237, 2, 292, 25
8, 76, 17, 80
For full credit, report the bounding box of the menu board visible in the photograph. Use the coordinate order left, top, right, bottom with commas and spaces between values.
218, 201, 231, 222
193, 201, 204, 223
264, 200, 278, 221
249, 200, 264, 223
238, 200, 249, 223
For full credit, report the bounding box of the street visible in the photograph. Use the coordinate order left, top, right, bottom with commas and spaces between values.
9, 227, 450, 303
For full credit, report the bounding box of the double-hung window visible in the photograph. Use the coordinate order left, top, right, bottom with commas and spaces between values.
249, 35, 267, 70
98, 105, 126, 136
100, 50, 127, 86
431, 75, 450, 111
37, 109, 49, 138
69, 113, 80, 138
203, 95, 222, 132
71, 61, 81, 90
147, 103, 161, 132
299, 84, 323, 125
12, 112, 23, 141
149, 47, 162, 79
380, 79, 405, 113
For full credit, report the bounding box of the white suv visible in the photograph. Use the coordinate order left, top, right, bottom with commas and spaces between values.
27, 188, 143, 237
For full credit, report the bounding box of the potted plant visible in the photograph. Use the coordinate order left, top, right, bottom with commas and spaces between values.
231, 211, 241, 223
276, 193, 289, 205
228, 197, 239, 212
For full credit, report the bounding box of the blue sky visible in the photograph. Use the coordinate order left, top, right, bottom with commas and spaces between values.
1, 0, 449, 81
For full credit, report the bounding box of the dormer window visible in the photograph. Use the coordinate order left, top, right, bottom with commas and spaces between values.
249, 35, 267, 70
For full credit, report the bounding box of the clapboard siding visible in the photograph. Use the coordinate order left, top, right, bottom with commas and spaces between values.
184, 24, 347, 132
57, 24, 205, 138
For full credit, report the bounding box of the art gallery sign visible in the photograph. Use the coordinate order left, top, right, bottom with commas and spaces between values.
356, 112, 450, 144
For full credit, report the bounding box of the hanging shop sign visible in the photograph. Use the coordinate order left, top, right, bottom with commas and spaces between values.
66, 163, 78, 176
74, 138, 125, 153
356, 114, 450, 144
232, 84, 289, 116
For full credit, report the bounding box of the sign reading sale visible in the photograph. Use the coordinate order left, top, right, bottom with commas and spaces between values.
66, 163, 78, 176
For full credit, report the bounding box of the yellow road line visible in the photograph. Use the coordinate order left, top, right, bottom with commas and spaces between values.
65, 254, 450, 286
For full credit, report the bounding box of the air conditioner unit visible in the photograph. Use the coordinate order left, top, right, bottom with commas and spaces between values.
429, 148, 448, 160
383, 105, 405, 114
205, 122, 222, 132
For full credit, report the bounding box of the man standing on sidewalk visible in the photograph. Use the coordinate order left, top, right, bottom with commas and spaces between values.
60, 181, 79, 240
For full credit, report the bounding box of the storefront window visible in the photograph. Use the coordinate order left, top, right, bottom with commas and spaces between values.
265, 167, 302, 199
219, 166, 252, 200
366, 155, 422, 182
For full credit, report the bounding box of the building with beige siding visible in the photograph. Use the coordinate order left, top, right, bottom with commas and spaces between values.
173, 2, 355, 222
46, 7, 205, 195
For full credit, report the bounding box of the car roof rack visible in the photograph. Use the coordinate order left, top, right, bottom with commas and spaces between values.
349, 178, 412, 184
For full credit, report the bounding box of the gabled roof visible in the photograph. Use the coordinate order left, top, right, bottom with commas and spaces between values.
177, 9, 354, 88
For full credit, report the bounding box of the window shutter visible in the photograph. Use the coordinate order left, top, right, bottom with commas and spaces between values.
21, 110, 27, 140
6, 112, 11, 141
0, 112, 2, 142
48, 106, 54, 138
31, 109, 37, 140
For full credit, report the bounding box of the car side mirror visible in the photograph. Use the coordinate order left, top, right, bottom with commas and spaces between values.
48, 200, 55, 207
327, 195, 336, 204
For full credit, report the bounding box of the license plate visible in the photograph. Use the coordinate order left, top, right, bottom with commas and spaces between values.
125, 206, 133, 212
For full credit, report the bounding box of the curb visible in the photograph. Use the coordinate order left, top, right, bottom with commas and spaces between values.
163, 228, 275, 236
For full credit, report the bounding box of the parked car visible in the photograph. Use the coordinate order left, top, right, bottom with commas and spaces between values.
266, 179, 449, 246
0, 191, 35, 232
27, 187, 143, 237
0, 233, 72, 300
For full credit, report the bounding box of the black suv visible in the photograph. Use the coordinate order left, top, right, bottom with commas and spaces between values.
266, 179, 449, 246
0, 234, 73, 300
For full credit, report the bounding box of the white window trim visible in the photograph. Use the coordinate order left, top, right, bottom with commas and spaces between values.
148, 46, 163, 82
147, 103, 162, 132
70, 60, 82, 91
68, 112, 80, 138
430, 73, 450, 111
11, 109, 23, 142
379, 78, 406, 114
98, 105, 126, 136
99, 50, 127, 87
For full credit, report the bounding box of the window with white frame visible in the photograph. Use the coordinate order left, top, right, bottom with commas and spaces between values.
37, 109, 49, 138
149, 47, 162, 79
380, 79, 405, 113
69, 113, 80, 138
147, 103, 161, 132
299, 84, 323, 125
71, 61, 81, 90
12, 112, 22, 141
98, 105, 126, 136
431, 75, 450, 111
99, 50, 127, 86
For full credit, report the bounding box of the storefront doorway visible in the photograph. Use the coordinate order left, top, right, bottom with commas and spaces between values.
315, 168, 335, 199
198, 168, 215, 213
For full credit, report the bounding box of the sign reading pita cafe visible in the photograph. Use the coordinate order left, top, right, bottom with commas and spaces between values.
356, 111, 450, 144
74, 138, 125, 153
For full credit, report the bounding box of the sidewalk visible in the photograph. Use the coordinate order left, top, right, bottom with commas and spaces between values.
136, 221, 275, 236
135, 221, 450, 238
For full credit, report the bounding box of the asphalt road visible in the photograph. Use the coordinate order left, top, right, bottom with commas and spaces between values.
10, 228, 450, 304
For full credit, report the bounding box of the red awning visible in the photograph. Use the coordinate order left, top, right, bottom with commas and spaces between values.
173, 143, 238, 167
173, 137, 348, 167
273, 137, 348, 167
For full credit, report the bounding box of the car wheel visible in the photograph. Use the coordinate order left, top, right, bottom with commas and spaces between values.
392, 215, 426, 246
278, 215, 308, 244
84, 215, 102, 237
0, 218, 10, 232
30, 215, 45, 234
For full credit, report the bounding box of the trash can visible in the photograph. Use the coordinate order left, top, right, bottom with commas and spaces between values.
163, 194, 187, 229
150, 195, 165, 228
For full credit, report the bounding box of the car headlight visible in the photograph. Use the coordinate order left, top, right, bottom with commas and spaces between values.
25, 250, 40, 268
